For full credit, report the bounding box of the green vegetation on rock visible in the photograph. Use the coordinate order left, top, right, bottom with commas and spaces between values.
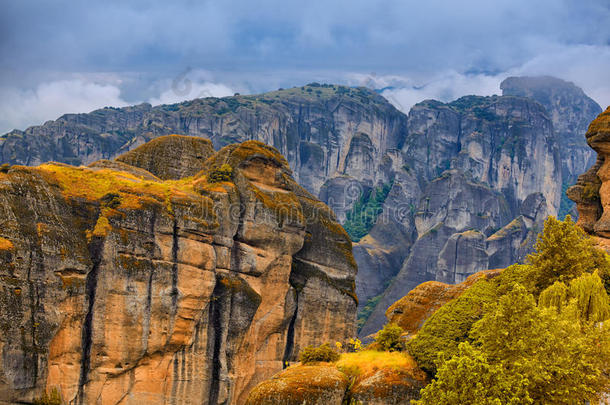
374, 323, 405, 352
343, 181, 393, 242
409, 216, 610, 404
298, 343, 340, 364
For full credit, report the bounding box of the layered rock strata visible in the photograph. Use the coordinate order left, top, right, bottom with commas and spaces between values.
0, 136, 357, 404
568, 107, 610, 241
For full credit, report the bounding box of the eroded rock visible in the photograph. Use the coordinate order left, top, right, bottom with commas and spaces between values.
0, 136, 357, 404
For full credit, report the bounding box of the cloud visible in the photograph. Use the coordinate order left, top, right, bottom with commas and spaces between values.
2, 0, 609, 74
148, 70, 237, 105
0, 80, 129, 133
0, 1, 609, 131
350, 44, 610, 113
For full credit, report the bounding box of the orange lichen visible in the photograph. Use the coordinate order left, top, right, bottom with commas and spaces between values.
0, 237, 14, 251
35, 163, 203, 214
245, 364, 349, 405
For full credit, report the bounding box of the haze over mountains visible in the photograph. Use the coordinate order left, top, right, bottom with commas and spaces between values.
0, 75, 602, 336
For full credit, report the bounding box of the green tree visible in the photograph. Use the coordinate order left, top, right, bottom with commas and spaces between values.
414, 342, 530, 405
568, 270, 610, 323
406, 279, 497, 374
537, 280, 569, 312
470, 286, 610, 404
298, 343, 340, 364
374, 323, 404, 351
527, 215, 610, 292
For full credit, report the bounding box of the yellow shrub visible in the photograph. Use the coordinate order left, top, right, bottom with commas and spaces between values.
336, 350, 417, 378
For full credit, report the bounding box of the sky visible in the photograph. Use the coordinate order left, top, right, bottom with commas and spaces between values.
0, 0, 609, 133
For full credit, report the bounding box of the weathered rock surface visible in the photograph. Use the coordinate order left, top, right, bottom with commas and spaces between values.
569, 107, 610, 240
244, 364, 349, 405
385, 269, 502, 336
1, 78, 597, 338
501, 76, 602, 186
358, 95, 560, 336
0, 136, 357, 404
116, 134, 215, 180
245, 355, 428, 405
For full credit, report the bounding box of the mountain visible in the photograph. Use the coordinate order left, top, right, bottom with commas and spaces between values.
0, 77, 598, 336
356, 94, 560, 335
501, 76, 602, 217
0, 136, 357, 404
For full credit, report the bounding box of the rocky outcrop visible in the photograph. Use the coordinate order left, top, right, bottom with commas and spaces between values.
385, 269, 502, 335
2, 78, 597, 338
0, 85, 407, 220
0, 136, 357, 404
501, 76, 602, 185
115, 135, 215, 180
244, 364, 349, 405
245, 356, 428, 405
569, 107, 610, 239
358, 95, 560, 336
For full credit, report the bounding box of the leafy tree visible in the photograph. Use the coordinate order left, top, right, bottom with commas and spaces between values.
418, 286, 610, 404
537, 280, 569, 311
568, 270, 610, 323
374, 323, 404, 352
406, 279, 497, 374
470, 286, 610, 404
527, 215, 610, 292
414, 342, 530, 405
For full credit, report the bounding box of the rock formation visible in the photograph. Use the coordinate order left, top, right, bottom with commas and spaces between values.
502, 76, 602, 218
357, 95, 559, 336
245, 359, 427, 405
0, 78, 597, 337
568, 106, 610, 243
501, 76, 602, 186
244, 269, 501, 405
0, 135, 357, 404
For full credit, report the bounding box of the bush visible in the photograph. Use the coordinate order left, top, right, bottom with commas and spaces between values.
374, 323, 405, 352
0, 163, 9, 173
298, 343, 340, 364
416, 286, 610, 404
406, 279, 498, 374
208, 164, 233, 183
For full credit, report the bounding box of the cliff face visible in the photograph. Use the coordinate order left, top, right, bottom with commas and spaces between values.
357, 95, 559, 336
1, 78, 595, 338
501, 76, 602, 186
0, 84, 406, 223
0, 136, 357, 404
568, 107, 610, 241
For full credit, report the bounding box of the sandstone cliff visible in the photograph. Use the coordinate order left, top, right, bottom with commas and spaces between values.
0, 135, 357, 404
568, 106, 610, 242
